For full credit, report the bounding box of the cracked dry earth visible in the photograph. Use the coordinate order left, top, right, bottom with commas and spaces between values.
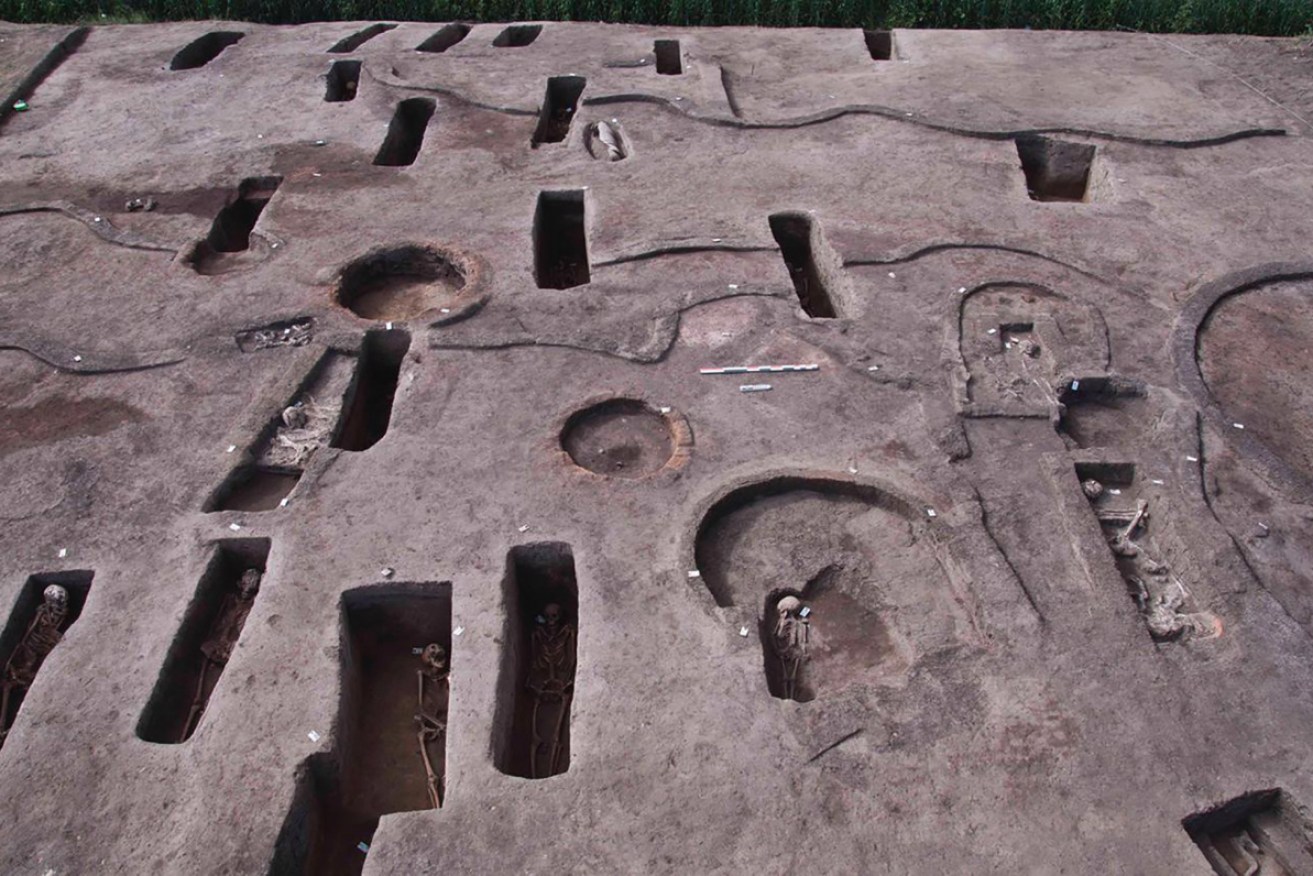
3, 18, 1313, 876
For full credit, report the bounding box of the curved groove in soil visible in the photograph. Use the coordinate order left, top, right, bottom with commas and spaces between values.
594, 243, 774, 267
374, 75, 1285, 148
429, 288, 785, 364
582, 92, 1286, 147
845, 242, 1110, 283
0, 341, 187, 374
1173, 262, 1313, 500
0, 202, 178, 253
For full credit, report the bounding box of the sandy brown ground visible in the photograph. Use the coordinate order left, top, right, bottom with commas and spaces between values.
2, 18, 1313, 876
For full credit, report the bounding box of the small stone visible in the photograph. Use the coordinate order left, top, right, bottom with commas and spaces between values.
380, 567, 394, 578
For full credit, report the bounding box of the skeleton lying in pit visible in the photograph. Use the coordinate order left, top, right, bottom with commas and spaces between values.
1082, 488, 1220, 642
527, 603, 576, 779
0, 585, 68, 746
770, 595, 811, 702
182, 569, 261, 741
415, 643, 448, 809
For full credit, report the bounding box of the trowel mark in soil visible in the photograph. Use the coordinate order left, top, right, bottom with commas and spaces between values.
416, 23, 471, 53
493, 24, 542, 47
534, 189, 590, 289
374, 98, 435, 167
333, 329, 410, 453
327, 23, 397, 54
1016, 135, 1096, 202
187, 176, 282, 275
769, 211, 842, 318
531, 76, 586, 147
335, 245, 467, 321
136, 539, 268, 744
493, 544, 578, 780
169, 32, 244, 71
0, 571, 93, 749
562, 399, 675, 477
269, 582, 452, 876
325, 60, 361, 102
1183, 788, 1313, 875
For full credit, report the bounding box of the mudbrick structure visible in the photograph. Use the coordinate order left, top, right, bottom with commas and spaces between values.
2, 17, 1313, 876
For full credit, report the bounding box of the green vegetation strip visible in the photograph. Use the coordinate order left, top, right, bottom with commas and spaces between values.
2, 0, 1311, 35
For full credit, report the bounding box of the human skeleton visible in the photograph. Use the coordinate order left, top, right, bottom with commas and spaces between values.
527, 603, 575, 778
771, 595, 810, 701
414, 643, 449, 808
0, 585, 68, 744
1084, 492, 1218, 641
181, 569, 260, 741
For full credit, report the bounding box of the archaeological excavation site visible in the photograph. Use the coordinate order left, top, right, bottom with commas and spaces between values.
3, 15, 1313, 875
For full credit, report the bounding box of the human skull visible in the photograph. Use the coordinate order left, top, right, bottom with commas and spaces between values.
422, 643, 446, 670
42, 584, 68, 609
776, 595, 802, 616
238, 569, 262, 599
543, 603, 562, 626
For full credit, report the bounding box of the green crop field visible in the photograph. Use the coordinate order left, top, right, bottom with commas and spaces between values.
2, 0, 1311, 36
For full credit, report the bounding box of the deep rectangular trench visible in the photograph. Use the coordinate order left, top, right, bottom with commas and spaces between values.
533, 190, 590, 289
530, 75, 586, 147
170, 31, 244, 70
416, 23, 470, 53
0, 571, 93, 748
1183, 789, 1313, 875
864, 29, 895, 60
493, 24, 542, 47
654, 39, 683, 74
493, 544, 578, 780
207, 466, 301, 512
327, 23, 397, 54
373, 98, 435, 167
324, 60, 361, 102
136, 539, 269, 744
769, 212, 839, 318
332, 330, 410, 453
1016, 134, 1096, 202
268, 583, 452, 876
205, 176, 282, 253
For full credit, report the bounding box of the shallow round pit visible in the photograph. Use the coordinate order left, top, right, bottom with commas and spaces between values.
561, 399, 677, 478
336, 244, 468, 321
